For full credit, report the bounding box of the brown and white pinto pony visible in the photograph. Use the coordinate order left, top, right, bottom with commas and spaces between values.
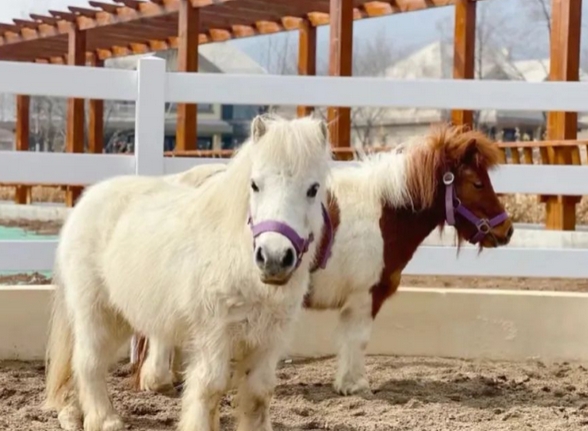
134, 124, 513, 396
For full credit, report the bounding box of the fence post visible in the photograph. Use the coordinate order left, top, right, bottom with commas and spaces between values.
134, 56, 166, 176
130, 56, 166, 364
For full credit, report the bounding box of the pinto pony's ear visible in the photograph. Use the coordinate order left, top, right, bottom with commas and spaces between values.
463, 138, 479, 165
250, 115, 268, 142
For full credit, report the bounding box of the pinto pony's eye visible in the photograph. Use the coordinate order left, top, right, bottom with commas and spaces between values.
307, 183, 320, 198
251, 181, 259, 192
473, 182, 484, 189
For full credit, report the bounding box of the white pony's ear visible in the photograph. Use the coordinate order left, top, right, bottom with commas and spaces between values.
319, 119, 330, 147
250, 115, 268, 142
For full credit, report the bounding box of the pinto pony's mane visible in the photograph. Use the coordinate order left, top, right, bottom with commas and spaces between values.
353, 124, 501, 210
195, 114, 332, 233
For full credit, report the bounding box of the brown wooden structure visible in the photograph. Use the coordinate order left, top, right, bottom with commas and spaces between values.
0, 0, 584, 230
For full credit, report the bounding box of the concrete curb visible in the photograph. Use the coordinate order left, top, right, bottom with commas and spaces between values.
3, 285, 588, 363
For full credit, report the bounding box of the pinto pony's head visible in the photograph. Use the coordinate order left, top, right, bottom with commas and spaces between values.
406, 124, 513, 248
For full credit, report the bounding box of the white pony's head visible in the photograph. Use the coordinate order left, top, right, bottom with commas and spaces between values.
246, 114, 331, 285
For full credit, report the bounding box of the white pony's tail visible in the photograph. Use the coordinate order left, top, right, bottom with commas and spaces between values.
44, 262, 75, 411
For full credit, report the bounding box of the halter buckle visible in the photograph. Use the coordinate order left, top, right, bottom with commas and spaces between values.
476, 219, 491, 234
443, 172, 455, 185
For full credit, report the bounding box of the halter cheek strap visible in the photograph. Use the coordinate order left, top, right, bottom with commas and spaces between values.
443, 172, 509, 244
248, 203, 334, 269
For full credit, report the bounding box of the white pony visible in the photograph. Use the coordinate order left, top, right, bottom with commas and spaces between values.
44, 114, 333, 431
136, 125, 513, 397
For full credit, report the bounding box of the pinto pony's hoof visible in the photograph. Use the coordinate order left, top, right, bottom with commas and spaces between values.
333, 377, 372, 397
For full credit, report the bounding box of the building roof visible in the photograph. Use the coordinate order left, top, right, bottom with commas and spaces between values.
104, 41, 266, 74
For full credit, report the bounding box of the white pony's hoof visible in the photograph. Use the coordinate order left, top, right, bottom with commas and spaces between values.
57, 404, 83, 430
83, 413, 124, 431
333, 376, 372, 396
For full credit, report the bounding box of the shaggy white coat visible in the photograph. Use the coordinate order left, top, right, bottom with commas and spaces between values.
44, 114, 332, 431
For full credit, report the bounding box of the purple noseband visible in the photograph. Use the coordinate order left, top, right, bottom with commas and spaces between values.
443, 172, 509, 244
248, 204, 333, 269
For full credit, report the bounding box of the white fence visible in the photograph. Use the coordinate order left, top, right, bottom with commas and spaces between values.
1, 57, 588, 278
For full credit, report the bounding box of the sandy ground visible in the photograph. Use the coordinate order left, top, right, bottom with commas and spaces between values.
2, 272, 587, 293
2, 356, 588, 431
2, 220, 588, 430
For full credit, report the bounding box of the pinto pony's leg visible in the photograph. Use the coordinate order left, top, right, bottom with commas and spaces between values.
178, 329, 230, 431
139, 336, 175, 393
333, 292, 374, 396
235, 346, 281, 431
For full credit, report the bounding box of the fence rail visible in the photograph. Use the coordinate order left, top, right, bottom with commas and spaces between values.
1, 57, 587, 280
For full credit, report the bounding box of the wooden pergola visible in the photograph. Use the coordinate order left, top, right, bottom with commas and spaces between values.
0, 0, 584, 230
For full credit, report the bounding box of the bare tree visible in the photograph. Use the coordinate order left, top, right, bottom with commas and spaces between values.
350, 29, 404, 146
255, 28, 402, 146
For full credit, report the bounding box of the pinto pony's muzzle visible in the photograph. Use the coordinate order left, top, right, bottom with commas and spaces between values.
248, 204, 334, 283
442, 172, 510, 245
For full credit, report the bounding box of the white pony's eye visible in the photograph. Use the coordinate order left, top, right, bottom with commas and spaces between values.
307, 183, 320, 198
251, 180, 259, 192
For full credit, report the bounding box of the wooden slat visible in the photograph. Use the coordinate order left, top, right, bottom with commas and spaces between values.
175, 0, 199, 151
14, 95, 30, 205
297, 18, 316, 117
523, 147, 534, 164
543, 0, 583, 231
451, 0, 476, 127
89, 57, 105, 154
510, 147, 521, 164
65, 27, 86, 208
327, 0, 353, 148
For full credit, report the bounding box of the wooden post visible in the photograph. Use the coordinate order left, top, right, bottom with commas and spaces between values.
327, 0, 353, 147
297, 19, 317, 117
543, 0, 582, 230
89, 57, 104, 154
14, 95, 30, 205
451, 0, 476, 128
65, 27, 86, 207
175, 0, 199, 151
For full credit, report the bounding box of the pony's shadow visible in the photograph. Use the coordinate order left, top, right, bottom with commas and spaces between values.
277, 373, 585, 412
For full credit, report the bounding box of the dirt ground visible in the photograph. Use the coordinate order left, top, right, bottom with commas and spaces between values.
2, 356, 588, 431
0, 218, 62, 236
2, 271, 587, 293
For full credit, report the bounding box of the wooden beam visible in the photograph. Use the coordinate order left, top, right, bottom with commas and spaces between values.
66, 27, 86, 207
451, 0, 476, 127
89, 57, 104, 154
543, 0, 583, 231
297, 19, 317, 117
175, 0, 199, 151
327, 0, 353, 148
14, 95, 30, 205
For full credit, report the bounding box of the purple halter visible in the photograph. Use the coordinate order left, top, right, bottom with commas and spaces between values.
248, 204, 333, 269
442, 172, 509, 244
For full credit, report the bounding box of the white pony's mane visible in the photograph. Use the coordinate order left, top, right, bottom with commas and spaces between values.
195, 114, 331, 233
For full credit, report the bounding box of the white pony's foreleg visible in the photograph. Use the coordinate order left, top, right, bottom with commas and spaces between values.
139, 336, 175, 393
178, 329, 230, 431
235, 345, 281, 431
333, 292, 374, 396
71, 303, 131, 431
